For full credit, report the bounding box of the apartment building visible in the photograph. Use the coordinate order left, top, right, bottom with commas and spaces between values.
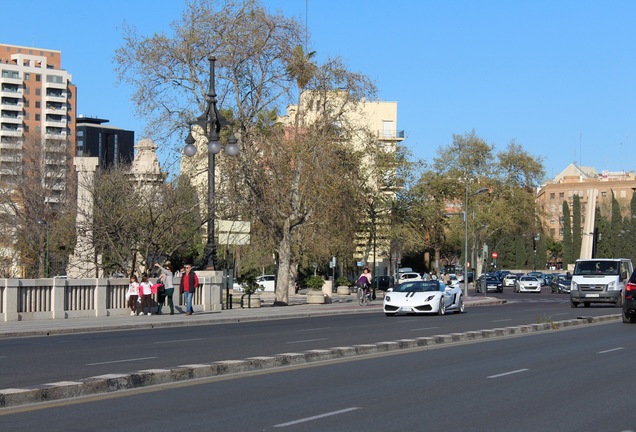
536, 163, 636, 241
0, 43, 76, 203
281, 91, 405, 274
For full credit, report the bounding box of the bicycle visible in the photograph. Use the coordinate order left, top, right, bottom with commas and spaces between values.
357, 283, 373, 306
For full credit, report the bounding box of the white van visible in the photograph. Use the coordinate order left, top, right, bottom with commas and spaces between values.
570, 258, 634, 308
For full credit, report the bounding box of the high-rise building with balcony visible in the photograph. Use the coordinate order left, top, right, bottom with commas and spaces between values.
0, 43, 76, 203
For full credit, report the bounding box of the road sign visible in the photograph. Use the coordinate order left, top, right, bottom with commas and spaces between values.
492, 252, 498, 259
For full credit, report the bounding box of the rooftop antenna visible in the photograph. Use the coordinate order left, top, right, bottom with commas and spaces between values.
579, 132, 582, 166
305, 0, 309, 51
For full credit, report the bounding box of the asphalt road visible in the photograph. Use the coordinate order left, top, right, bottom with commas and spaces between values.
0, 289, 620, 389
2, 319, 634, 431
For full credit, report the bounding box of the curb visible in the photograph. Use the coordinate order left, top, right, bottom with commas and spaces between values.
0, 312, 618, 409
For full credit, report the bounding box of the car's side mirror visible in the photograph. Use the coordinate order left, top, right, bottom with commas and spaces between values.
387, 288, 393, 292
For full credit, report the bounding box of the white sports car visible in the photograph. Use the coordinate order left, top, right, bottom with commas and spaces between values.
383, 280, 464, 316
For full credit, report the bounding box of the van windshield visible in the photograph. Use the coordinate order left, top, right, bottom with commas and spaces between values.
573, 260, 619, 276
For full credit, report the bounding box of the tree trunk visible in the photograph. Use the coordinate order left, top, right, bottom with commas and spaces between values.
274, 219, 293, 305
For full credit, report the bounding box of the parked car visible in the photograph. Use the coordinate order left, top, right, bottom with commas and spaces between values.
527, 271, 544, 282
475, 275, 503, 293
503, 273, 517, 288
384, 279, 464, 316
550, 274, 571, 293
514, 276, 542, 293
256, 274, 276, 291
397, 272, 423, 284
622, 269, 636, 323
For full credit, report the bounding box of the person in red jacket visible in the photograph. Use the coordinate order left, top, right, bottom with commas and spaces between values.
179, 264, 199, 315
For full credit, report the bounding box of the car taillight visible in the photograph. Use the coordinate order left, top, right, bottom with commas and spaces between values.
626, 282, 636, 292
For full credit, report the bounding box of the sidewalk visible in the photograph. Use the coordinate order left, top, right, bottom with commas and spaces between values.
0, 292, 504, 338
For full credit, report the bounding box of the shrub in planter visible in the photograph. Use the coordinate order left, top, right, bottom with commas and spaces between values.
335, 276, 350, 287
304, 275, 325, 291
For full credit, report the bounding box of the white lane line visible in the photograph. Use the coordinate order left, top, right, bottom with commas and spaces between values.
154, 338, 204, 344
87, 356, 158, 366
487, 368, 529, 379
296, 327, 331, 332
552, 313, 571, 316
273, 407, 360, 428
598, 347, 624, 354
286, 338, 328, 344
492, 319, 513, 323
410, 327, 439, 332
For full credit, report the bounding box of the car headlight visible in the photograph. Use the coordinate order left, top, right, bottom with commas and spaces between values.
385, 296, 391, 302
425, 295, 435, 301
571, 281, 578, 291
608, 281, 617, 290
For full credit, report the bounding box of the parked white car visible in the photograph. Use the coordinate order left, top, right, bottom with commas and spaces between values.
503, 274, 517, 288
397, 272, 423, 284
256, 275, 276, 291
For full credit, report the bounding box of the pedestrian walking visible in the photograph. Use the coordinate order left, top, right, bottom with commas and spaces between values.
126, 275, 140, 316
139, 274, 153, 316
154, 262, 175, 315
179, 264, 199, 315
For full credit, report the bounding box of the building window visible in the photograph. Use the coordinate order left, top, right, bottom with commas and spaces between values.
35, 88, 40, 96
35, 114, 40, 121
24, 72, 30, 80
550, 193, 555, 199
35, 101, 40, 108
601, 191, 607, 197
559, 192, 564, 199
35, 74, 41, 82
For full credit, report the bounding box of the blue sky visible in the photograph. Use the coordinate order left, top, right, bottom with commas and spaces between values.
2, 0, 635, 180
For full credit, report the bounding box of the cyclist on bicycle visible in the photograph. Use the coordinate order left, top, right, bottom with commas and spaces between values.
356, 267, 373, 300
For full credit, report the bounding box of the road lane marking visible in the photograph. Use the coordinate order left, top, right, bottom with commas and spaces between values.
296, 327, 331, 332
598, 347, 623, 354
410, 327, 439, 331
273, 407, 360, 427
487, 368, 529, 379
154, 338, 204, 344
87, 356, 157, 366
492, 319, 513, 322
286, 338, 328, 344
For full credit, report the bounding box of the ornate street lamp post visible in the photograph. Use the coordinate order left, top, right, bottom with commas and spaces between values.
183, 56, 239, 270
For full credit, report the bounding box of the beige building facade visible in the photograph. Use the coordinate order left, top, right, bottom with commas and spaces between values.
281, 91, 405, 274
536, 163, 636, 242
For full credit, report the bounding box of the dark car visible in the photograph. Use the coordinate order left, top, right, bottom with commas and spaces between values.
550, 274, 571, 293
372, 275, 394, 291
475, 274, 503, 293
622, 270, 636, 323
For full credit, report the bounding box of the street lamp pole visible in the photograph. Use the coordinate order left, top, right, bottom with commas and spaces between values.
183, 56, 239, 271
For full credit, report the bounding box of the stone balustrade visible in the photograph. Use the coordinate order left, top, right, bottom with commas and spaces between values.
0, 271, 223, 322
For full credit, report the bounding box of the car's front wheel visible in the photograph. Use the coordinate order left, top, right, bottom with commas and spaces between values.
622, 308, 636, 323
571, 301, 578, 308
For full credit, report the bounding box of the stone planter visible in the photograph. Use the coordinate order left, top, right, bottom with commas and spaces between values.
336, 285, 351, 295
306, 290, 325, 304
241, 293, 261, 308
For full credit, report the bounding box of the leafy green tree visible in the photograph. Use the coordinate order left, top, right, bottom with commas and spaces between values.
562, 201, 573, 267
572, 194, 582, 260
